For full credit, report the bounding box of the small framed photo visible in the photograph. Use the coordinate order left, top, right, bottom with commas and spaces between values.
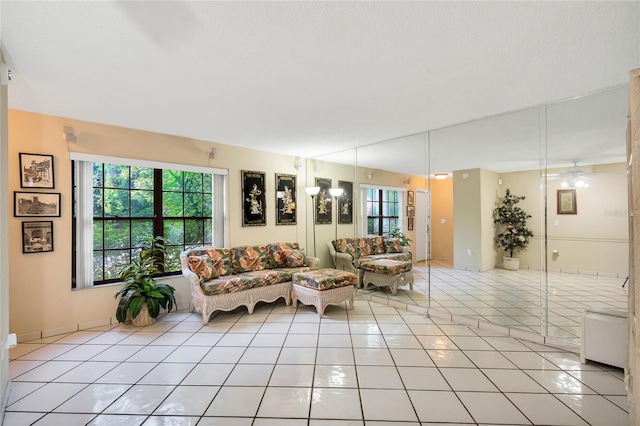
406, 206, 415, 217
407, 190, 415, 206
557, 189, 577, 215
14, 191, 61, 217
19, 153, 55, 189
407, 217, 414, 231
22, 221, 54, 253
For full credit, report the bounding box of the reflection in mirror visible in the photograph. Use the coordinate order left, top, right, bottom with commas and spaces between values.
425, 86, 628, 344
305, 149, 357, 268
348, 85, 629, 345
428, 107, 544, 334
354, 133, 428, 307
544, 85, 628, 342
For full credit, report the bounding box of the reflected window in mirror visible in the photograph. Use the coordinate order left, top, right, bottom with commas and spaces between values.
365, 188, 400, 236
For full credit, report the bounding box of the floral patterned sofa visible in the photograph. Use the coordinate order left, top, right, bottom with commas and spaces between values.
327, 236, 412, 273
180, 242, 319, 324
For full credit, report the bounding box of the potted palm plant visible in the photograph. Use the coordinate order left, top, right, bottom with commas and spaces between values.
115, 235, 177, 326
388, 226, 412, 246
493, 189, 534, 270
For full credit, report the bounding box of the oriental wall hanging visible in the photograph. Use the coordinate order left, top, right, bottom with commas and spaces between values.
275, 173, 296, 225
338, 180, 353, 224
242, 170, 267, 226
315, 177, 332, 224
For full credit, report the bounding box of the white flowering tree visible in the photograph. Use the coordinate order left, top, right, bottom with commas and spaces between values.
493, 189, 534, 258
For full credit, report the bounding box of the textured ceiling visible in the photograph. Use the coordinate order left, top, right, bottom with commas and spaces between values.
1, 1, 639, 162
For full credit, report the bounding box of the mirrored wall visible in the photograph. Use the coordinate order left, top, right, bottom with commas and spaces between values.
308, 85, 629, 345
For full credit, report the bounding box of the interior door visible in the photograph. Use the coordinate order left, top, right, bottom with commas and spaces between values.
415, 189, 429, 262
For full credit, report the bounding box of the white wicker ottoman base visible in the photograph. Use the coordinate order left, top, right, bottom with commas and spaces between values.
362, 270, 414, 296
292, 284, 355, 317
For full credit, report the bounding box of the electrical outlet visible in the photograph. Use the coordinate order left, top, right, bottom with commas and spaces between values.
467, 248, 472, 256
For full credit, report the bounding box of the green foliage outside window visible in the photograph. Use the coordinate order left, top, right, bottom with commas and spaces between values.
84, 162, 214, 284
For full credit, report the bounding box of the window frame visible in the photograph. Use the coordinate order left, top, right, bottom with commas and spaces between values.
70, 152, 227, 289
360, 184, 404, 237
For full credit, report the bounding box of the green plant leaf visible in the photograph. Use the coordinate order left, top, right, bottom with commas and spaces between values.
129, 297, 144, 319
115, 298, 129, 323
147, 298, 160, 318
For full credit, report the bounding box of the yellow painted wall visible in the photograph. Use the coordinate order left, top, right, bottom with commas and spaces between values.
7, 110, 340, 340
0, 52, 10, 416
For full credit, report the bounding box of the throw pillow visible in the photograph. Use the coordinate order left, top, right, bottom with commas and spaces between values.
205, 248, 233, 276
386, 238, 403, 253
287, 249, 307, 267
232, 245, 267, 273
188, 255, 219, 284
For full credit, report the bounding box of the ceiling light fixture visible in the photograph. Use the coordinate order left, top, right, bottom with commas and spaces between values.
434, 173, 448, 180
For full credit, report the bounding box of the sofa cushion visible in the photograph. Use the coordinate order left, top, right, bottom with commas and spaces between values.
385, 239, 403, 253
287, 249, 307, 267
187, 254, 219, 283
357, 252, 412, 266
205, 248, 234, 276
293, 268, 357, 290
360, 259, 412, 275
200, 268, 307, 296
232, 245, 269, 273
271, 266, 311, 283
333, 238, 357, 258
267, 242, 300, 268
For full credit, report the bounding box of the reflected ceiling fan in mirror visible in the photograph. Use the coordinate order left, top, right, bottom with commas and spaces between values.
546, 162, 592, 188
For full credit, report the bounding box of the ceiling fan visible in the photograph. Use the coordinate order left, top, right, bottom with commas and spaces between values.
546, 162, 592, 188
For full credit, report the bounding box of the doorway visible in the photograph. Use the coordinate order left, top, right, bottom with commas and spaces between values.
415, 189, 429, 262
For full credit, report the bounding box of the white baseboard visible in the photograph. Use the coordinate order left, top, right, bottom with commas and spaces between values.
42, 324, 78, 338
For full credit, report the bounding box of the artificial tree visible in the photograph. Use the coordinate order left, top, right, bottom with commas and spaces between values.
493, 188, 534, 259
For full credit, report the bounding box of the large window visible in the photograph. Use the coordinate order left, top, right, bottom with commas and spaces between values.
366, 188, 400, 236
72, 155, 226, 288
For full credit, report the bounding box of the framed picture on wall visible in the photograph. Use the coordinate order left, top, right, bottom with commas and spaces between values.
407, 190, 415, 206
242, 170, 267, 226
22, 221, 54, 253
406, 205, 415, 217
407, 216, 414, 231
557, 189, 577, 215
19, 153, 55, 189
315, 177, 332, 224
276, 173, 296, 225
14, 191, 61, 217
338, 180, 353, 224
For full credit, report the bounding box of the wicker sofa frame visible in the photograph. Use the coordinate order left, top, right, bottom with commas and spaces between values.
180, 246, 319, 324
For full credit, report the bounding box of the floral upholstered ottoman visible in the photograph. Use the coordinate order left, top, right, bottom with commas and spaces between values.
359, 259, 413, 295
292, 268, 357, 316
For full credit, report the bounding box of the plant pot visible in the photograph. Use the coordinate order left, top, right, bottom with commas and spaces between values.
503, 256, 520, 271
131, 304, 156, 327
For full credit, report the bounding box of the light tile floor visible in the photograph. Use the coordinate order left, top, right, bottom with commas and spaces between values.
358, 260, 628, 343
4, 299, 629, 426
